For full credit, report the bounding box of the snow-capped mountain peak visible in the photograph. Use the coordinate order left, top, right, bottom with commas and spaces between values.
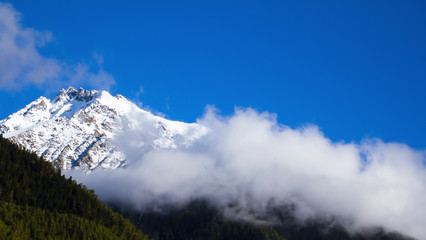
0, 87, 208, 171
52, 87, 96, 104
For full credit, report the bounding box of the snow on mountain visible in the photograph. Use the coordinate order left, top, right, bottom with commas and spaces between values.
0, 87, 208, 171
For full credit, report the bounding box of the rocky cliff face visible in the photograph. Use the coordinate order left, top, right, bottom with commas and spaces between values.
0, 87, 207, 171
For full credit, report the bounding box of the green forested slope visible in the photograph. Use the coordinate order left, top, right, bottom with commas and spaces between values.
0, 201, 141, 240
0, 135, 147, 239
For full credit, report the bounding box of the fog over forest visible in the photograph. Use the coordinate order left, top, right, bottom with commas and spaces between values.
69, 107, 426, 240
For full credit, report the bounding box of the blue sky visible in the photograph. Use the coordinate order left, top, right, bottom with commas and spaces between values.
0, 1, 425, 149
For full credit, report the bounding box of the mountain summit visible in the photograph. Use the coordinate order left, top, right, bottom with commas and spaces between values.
0, 87, 207, 170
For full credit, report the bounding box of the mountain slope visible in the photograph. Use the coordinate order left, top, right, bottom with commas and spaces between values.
0, 135, 148, 239
0, 87, 207, 170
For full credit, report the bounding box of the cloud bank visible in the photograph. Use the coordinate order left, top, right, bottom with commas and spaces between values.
0, 3, 115, 91
69, 107, 426, 239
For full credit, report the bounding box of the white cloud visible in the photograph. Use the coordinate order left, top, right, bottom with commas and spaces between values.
0, 3, 115, 91
68, 107, 426, 239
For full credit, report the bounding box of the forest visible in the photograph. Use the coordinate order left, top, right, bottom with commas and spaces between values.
0, 135, 147, 239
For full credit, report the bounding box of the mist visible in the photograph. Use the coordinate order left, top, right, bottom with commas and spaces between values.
68, 107, 426, 239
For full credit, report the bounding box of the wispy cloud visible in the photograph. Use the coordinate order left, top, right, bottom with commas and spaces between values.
0, 3, 115, 91
69, 107, 426, 239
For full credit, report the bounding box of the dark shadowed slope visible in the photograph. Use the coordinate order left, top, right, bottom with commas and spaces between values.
117, 198, 415, 240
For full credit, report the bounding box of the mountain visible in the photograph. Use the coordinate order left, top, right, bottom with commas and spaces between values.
0, 87, 418, 240
0, 87, 207, 171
